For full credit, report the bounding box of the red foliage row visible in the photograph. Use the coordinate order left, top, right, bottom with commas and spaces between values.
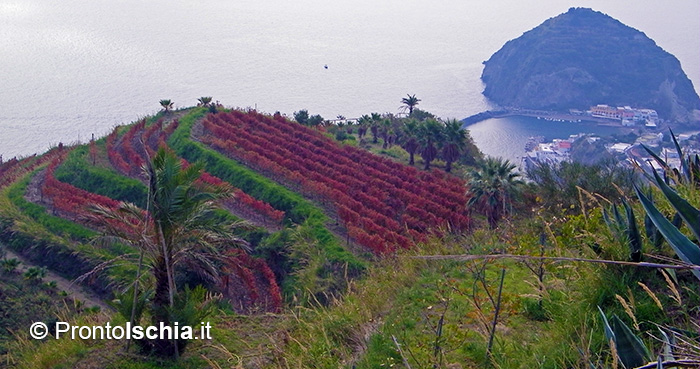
162, 119, 179, 138
119, 120, 146, 177
38, 154, 138, 238
1, 156, 36, 189
106, 128, 132, 176
43, 156, 120, 213
104, 120, 284, 226
0, 156, 22, 180
222, 249, 282, 313
0, 148, 66, 189
199, 110, 471, 253
182, 160, 285, 224
34, 148, 282, 313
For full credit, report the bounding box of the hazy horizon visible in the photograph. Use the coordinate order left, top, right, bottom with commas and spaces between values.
1, 0, 698, 158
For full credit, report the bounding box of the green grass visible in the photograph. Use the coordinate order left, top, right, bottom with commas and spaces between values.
7, 173, 96, 241
0, 171, 136, 295
4, 108, 699, 369
54, 144, 148, 208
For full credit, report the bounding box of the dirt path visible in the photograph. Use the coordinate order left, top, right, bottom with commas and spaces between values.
1, 245, 112, 312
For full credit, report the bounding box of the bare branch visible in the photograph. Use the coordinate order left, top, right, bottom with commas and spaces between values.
411, 253, 700, 271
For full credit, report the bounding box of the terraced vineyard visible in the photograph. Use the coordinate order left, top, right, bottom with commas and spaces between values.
0, 106, 471, 320
198, 109, 471, 253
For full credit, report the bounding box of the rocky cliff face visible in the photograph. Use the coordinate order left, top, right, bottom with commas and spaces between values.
481, 7, 700, 122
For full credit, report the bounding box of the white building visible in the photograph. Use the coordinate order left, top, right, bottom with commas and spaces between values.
609, 143, 632, 153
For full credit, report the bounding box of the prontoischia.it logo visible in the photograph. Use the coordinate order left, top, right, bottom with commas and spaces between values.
29, 321, 213, 341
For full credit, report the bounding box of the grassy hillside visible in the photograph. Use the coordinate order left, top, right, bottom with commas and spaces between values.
1, 105, 698, 368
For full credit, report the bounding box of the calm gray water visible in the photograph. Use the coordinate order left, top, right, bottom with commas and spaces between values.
468, 116, 626, 166
1, 0, 698, 158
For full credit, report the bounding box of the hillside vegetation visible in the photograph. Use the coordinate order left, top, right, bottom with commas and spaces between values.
0, 104, 698, 368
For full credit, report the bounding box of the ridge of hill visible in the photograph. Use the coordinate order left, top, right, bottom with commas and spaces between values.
0, 106, 472, 314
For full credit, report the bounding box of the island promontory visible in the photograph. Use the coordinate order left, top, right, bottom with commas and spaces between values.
480, 7, 700, 123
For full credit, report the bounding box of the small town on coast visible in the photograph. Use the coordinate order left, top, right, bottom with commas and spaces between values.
519, 104, 700, 172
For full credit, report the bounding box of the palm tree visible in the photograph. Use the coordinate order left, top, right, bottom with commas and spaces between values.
197, 96, 213, 107
356, 115, 370, 142
370, 113, 382, 144
24, 266, 46, 282
400, 119, 421, 165
440, 119, 467, 173
466, 157, 524, 228
417, 119, 443, 170
379, 118, 393, 149
89, 148, 247, 357
159, 99, 174, 113
401, 94, 421, 116
1, 258, 21, 273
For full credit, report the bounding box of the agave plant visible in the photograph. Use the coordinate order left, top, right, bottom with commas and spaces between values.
640, 128, 700, 186
642, 190, 665, 251
598, 306, 651, 368
602, 198, 644, 262
636, 186, 700, 280
635, 153, 700, 280
597, 306, 700, 369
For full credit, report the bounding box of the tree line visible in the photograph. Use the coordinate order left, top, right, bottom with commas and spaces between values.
295, 94, 482, 172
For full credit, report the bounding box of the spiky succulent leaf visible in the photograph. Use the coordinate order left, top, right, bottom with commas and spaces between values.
650, 168, 700, 241
669, 128, 689, 181
658, 329, 674, 362
672, 212, 683, 230
641, 144, 669, 172
598, 306, 615, 343
635, 186, 700, 280
598, 306, 651, 369
603, 206, 613, 229
643, 191, 664, 250
612, 203, 624, 228
610, 314, 651, 368
622, 198, 643, 262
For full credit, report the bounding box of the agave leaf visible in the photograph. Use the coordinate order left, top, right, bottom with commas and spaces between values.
599, 306, 651, 369
598, 306, 615, 343
651, 168, 700, 241
641, 144, 669, 172
610, 314, 651, 368
691, 154, 700, 184
643, 191, 664, 250
622, 198, 643, 261
672, 212, 683, 230
664, 268, 678, 285
658, 329, 674, 362
669, 128, 689, 181
602, 206, 613, 229
612, 203, 624, 227
635, 186, 700, 280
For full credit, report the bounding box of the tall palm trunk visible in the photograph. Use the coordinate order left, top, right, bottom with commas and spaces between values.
151, 257, 176, 356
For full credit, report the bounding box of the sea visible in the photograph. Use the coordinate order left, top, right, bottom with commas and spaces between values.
1, 0, 698, 160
